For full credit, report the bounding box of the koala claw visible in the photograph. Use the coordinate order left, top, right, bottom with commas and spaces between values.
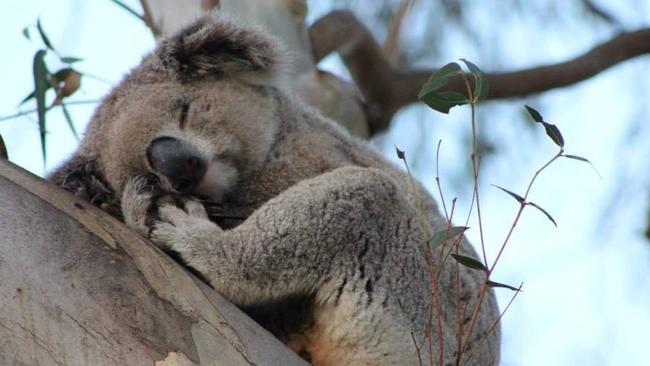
62, 161, 121, 219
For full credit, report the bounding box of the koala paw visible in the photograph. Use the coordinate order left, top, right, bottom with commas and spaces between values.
149, 200, 218, 254
62, 160, 121, 218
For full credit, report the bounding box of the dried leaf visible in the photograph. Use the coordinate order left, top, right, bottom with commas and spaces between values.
527, 202, 557, 227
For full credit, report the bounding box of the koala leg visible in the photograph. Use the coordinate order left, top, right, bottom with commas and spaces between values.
142, 166, 434, 366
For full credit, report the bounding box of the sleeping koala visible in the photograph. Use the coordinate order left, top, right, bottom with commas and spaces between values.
49, 16, 500, 366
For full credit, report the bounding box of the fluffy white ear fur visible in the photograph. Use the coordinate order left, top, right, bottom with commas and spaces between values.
154, 14, 289, 86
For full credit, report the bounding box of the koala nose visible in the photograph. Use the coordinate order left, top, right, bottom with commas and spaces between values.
146, 136, 207, 194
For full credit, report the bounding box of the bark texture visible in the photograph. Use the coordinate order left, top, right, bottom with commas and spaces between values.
0, 159, 307, 366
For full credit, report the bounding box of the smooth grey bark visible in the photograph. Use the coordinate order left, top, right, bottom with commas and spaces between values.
0, 159, 307, 366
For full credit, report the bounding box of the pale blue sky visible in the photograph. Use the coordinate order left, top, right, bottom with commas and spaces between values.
2, 1, 650, 365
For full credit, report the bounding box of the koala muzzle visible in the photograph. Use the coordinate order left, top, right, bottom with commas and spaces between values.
146, 136, 207, 194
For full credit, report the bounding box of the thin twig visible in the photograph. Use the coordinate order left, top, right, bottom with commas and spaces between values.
0, 100, 99, 122
109, 0, 146, 22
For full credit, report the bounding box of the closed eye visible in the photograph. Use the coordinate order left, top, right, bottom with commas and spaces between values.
179, 101, 190, 129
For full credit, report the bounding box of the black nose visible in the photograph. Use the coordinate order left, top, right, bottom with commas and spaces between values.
146, 136, 207, 193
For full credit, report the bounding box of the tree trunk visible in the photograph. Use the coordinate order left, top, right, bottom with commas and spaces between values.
0, 159, 307, 366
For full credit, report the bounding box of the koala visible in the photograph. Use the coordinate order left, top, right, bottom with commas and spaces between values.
49, 16, 500, 366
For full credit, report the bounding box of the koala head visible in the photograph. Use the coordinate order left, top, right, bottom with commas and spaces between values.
78, 16, 286, 203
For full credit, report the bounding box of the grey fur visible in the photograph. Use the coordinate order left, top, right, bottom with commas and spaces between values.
49, 16, 500, 366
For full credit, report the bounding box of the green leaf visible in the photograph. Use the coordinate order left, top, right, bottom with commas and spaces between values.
0, 133, 7, 160
109, 0, 146, 22
418, 62, 462, 97
22, 26, 31, 40
526, 202, 557, 227
486, 280, 522, 292
33, 49, 49, 164
562, 154, 602, 179
60, 103, 78, 140
419, 91, 468, 114
451, 254, 487, 272
525, 105, 565, 147
542, 122, 565, 147
429, 226, 468, 248
19, 90, 36, 106
36, 18, 55, 52
492, 184, 525, 203
525, 105, 543, 123
60, 56, 83, 64
460, 58, 489, 101
395, 146, 405, 160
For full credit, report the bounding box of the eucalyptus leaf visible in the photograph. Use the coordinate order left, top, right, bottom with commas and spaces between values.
60, 56, 83, 64
36, 18, 55, 52
527, 202, 557, 227
22, 26, 31, 40
429, 226, 468, 249
19, 90, 36, 106
492, 184, 525, 203
486, 280, 522, 292
525, 105, 544, 123
460, 58, 489, 101
60, 103, 78, 140
420, 90, 468, 114
451, 254, 487, 272
33, 49, 49, 163
542, 122, 565, 147
418, 62, 462, 97
395, 146, 405, 160
562, 154, 602, 179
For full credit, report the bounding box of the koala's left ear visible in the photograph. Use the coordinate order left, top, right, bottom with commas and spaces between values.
155, 16, 284, 81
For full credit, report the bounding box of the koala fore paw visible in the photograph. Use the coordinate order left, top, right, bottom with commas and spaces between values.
149, 200, 218, 254
62, 160, 121, 218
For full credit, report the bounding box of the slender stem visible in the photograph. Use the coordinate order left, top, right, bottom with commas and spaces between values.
435, 139, 450, 221
461, 283, 523, 366
109, 0, 146, 22
489, 149, 563, 273
456, 281, 489, 365
0, 99, 99, 122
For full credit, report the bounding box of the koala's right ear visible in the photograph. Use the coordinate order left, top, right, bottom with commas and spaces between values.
154, 16, 284, 82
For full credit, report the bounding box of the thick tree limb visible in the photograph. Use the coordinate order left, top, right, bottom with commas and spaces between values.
0, 159, 307, 366
309, 10, 650, 134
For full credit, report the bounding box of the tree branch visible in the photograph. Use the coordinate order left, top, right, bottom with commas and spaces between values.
309, 11, 650, 134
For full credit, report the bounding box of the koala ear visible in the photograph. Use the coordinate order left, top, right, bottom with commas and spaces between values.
155, 16, 284, 82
